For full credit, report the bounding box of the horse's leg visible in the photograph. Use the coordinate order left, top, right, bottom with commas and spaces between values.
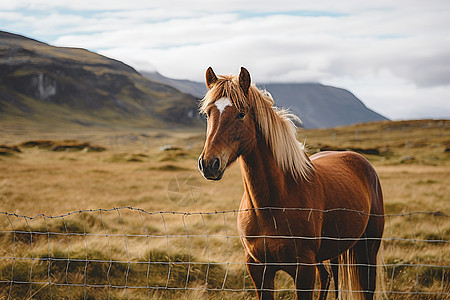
317, 257, 339, 300
246, 255, 276, 300
353, 237, 381, 300
352, 206, 384, 300
284, 259, 316, 300
296, 264, 316, 300
317, 263, 331, 300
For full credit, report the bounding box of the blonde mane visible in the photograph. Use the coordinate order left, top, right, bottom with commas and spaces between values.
200, 74, 314, 180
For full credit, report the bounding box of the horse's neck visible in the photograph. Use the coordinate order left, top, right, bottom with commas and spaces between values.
239, 137, 287, 208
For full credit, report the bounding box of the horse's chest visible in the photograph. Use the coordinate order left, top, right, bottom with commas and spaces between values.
237, 212, 303, 263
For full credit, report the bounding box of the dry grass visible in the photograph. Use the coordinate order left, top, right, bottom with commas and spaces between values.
0, 119, 449, 299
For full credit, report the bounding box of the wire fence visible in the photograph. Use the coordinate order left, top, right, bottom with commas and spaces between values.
0, 206, 448, 299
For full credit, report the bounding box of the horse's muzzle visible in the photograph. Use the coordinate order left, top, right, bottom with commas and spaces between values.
198, 156, 224, 181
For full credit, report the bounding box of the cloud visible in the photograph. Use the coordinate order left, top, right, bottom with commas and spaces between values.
49, 6, 449, 87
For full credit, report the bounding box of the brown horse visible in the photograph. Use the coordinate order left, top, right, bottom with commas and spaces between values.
198, 67, 384, 300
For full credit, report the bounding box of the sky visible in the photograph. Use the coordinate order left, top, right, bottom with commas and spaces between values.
1, 0, 449, 120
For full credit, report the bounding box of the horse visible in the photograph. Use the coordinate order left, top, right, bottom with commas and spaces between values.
198, 67, 384, 300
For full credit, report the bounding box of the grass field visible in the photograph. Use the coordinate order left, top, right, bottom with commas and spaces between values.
0, 119, 449, 299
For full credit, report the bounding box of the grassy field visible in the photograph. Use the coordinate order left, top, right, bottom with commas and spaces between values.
0, 119, 449, 299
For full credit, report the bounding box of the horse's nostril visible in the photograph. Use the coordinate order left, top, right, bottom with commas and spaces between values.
212, 158, 220, 172
198, 157, 204, 172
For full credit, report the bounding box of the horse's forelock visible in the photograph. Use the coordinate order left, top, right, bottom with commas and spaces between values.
200, 75, 248, 113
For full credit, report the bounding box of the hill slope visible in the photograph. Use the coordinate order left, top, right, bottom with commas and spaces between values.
0, 31, 202, 130
142, 72, 388, 128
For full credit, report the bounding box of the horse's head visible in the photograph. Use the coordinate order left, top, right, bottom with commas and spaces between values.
198, 67, 257, 180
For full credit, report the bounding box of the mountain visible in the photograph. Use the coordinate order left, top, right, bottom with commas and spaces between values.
142, 72, 388, 128
259, 83, 388, 128
0, 31, 202, 130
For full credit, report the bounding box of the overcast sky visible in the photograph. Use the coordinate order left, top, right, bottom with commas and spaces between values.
1, 0, 449, 120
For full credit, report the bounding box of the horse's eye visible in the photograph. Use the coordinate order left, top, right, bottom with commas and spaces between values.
237, 112, 246, 120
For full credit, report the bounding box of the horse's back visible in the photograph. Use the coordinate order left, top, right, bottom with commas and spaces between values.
310, 151, 380, 210
311, 150, 376, 177
311, 150, 380, 189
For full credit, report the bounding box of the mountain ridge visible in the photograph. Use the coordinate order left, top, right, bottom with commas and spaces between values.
142, 72, 388, 128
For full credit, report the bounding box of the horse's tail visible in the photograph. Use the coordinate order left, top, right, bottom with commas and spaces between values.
338, 246, 386, 300
338, 248, 364, 300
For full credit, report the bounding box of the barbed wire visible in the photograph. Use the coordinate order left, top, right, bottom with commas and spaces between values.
0, 206, 448, 299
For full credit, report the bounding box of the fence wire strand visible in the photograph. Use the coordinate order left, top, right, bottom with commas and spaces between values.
0, 206, 448, 299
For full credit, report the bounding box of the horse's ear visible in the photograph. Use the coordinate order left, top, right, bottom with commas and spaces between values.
239, 67, 251, 95
205, 67, 218, 89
